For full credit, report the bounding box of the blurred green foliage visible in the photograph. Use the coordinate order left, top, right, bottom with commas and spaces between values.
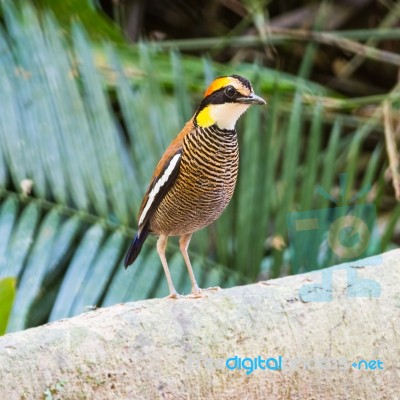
0, 278, 16, 335
32, 0, 125, 42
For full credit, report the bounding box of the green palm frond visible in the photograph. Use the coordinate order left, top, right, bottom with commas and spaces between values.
0, 277, 15, 335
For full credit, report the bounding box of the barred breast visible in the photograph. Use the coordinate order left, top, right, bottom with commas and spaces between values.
150, 126, 239, 236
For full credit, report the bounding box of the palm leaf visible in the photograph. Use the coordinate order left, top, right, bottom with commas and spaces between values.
0, 277, 15, 335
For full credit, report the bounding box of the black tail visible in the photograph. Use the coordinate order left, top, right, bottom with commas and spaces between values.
124, 228, 150, 268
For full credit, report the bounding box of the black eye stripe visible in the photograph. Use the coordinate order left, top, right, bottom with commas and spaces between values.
200, 86, 242, 107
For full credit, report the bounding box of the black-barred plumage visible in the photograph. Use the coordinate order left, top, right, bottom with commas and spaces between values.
151, 126, 239, 236
124, 75, 266, 298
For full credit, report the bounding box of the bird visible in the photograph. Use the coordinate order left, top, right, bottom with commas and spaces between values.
124, 74, 266, 298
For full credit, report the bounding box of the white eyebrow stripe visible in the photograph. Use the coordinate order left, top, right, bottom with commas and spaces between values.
138, 152, 182, 226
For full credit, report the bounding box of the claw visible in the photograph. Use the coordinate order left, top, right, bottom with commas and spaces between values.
186, 289, 204, 299
166, 291, 180, 299
184, 286, 221, 299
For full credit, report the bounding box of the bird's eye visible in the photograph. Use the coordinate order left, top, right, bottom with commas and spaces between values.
224, 86, 236, 98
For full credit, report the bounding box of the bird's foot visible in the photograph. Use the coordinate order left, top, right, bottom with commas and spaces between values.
186, 288, 204, 299
184, 285, 221, 299
166, 291, 181, 299
166, 286, 221, 300
181, 285, 206, 299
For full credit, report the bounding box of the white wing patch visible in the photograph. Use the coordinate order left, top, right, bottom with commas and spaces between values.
138, 152, 182, 226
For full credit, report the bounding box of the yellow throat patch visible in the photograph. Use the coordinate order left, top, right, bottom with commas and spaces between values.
195, 105, 214, 128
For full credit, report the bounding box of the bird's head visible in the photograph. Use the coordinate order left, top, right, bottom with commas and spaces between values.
194, 75, 266, 130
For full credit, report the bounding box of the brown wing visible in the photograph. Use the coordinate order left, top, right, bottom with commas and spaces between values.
136, 119, 194, 236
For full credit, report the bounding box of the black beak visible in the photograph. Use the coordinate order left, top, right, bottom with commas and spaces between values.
237, 93, 266, 105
